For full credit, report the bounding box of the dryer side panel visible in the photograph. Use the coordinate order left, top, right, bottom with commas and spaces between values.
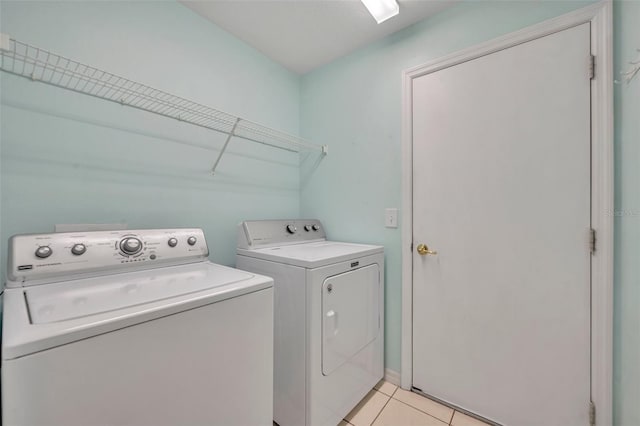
236, 255, 307, 426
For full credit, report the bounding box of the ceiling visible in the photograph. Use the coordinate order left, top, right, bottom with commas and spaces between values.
180, 0, 456, 75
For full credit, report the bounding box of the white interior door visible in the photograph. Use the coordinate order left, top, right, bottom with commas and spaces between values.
412, 23, 591, 426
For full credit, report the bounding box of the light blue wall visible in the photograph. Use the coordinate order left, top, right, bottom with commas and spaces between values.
1, 1, 638, 425
0, 0, 302, 281
300, 0, 594, 375
613, 2, 640, 425
301, 1, 639, 425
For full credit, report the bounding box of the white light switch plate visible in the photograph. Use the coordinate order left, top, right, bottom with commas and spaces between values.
385, 208, 398, 228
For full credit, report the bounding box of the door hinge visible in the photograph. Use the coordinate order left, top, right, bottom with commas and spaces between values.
589, 54, 596, 80
589, 400, 596, 426
590, 228, 597, 254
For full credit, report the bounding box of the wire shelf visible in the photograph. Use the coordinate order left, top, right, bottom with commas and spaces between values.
0, 33, 327, 174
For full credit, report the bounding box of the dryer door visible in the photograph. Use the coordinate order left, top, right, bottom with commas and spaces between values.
322, 264, 380, 376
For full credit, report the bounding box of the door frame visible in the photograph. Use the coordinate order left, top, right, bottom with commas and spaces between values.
400, 1, 613, 425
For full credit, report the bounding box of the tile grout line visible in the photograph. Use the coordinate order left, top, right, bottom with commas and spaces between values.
368, 390, 394, 426
391, 388, 453, 425
368, 384, 490, 426
390, 397, 450, 425
388, 386, 398, 398
344, 385, 396, 426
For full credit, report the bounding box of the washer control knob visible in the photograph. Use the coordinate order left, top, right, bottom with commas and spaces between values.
35, 246, 52, 259
120, 237, 142, 255
187, 236, 197, 246
71, 244, 87, 256
304, 225, 312, 232
312, 224, 320, 231
286, 224, 297, 234
168, 238, 178, 247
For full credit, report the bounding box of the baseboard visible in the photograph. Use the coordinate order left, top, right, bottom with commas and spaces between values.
384, 368, 401, 386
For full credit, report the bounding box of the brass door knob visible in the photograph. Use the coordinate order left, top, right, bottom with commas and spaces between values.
416, 243, 437, 256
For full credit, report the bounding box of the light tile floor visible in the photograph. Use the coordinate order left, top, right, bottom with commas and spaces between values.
342, 380, 492, 426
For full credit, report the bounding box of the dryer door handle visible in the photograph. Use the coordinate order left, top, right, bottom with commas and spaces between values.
326, 310, 339, 338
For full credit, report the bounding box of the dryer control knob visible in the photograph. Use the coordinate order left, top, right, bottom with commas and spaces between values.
304, 225, 312, 232
187, 236, 197, 246
168, 238, 178, 247
35, 246, 52, 259
71, 244, 87, 256
312, 224, 320, 231
286, 224, 297, 234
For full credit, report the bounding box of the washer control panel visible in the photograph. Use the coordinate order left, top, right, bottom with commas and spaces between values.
7, 228, 208, 286
238, 219, 326, 249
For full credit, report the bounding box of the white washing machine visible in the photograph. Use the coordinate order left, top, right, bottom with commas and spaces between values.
2, 228, 274, 426
236, 219, 384, 426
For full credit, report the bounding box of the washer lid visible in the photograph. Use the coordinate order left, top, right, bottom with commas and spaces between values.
2, 261, 273, 360
25, 261, 256, 324
237, 241, 383, 268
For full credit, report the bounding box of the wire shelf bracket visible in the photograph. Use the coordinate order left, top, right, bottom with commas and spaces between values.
0, 33, 328, 175
211, 118, 240, 175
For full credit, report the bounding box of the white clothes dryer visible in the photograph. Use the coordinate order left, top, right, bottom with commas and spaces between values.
236, 219, 384, 426
2, 228, 274, 426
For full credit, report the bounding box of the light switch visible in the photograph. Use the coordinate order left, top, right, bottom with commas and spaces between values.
385, 208, 398, 228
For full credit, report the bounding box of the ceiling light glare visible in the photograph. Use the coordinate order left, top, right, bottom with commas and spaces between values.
361, 0, 400, 24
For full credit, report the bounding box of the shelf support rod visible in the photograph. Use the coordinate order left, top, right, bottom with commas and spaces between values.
211, 118, 240, 175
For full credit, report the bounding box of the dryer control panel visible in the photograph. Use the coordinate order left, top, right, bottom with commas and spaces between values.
238, 219, 326, 249
7, 228, 208, 286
